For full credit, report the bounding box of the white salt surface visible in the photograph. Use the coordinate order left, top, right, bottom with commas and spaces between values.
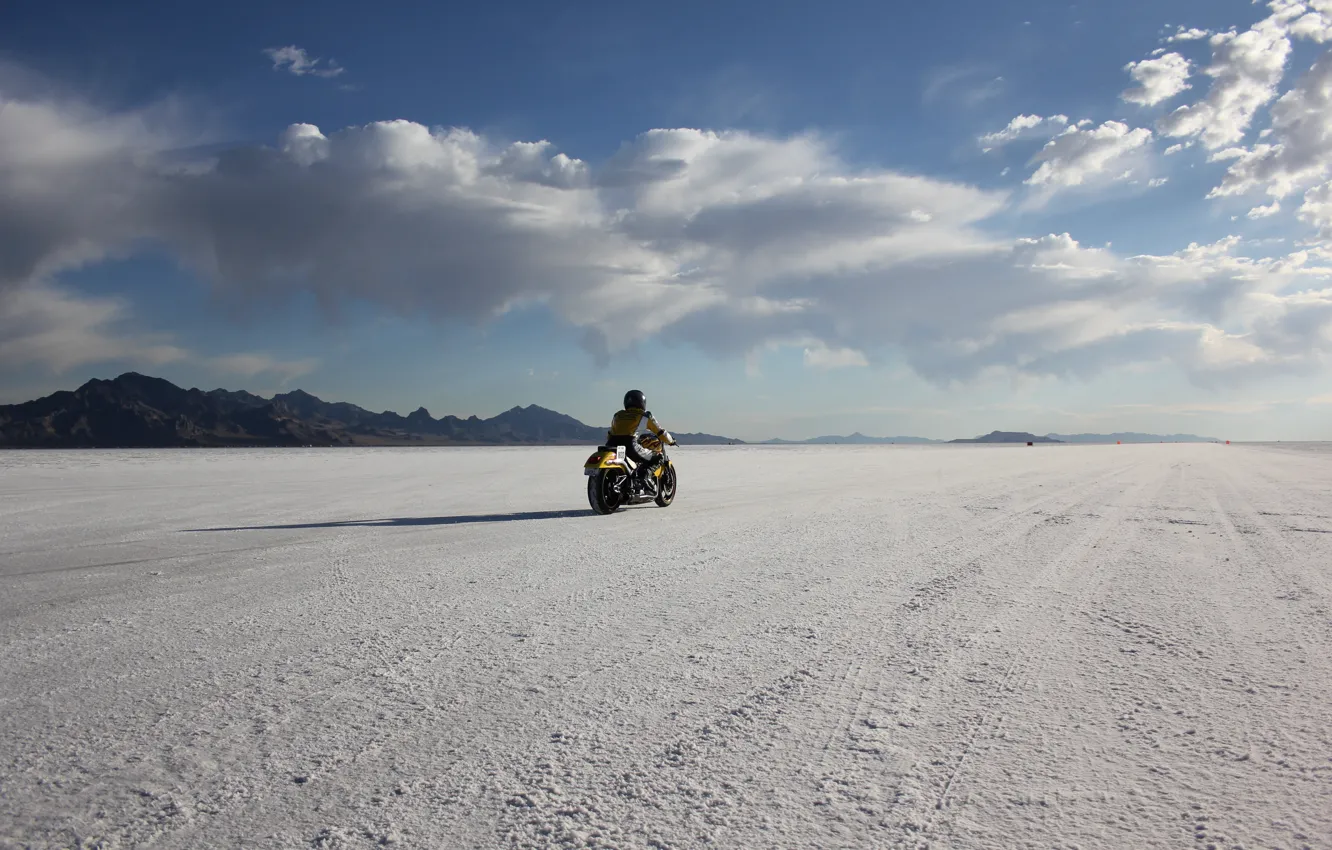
2, 444, 1330, 848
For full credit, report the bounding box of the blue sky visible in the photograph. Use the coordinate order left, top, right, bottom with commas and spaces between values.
2, 0, 1330, 440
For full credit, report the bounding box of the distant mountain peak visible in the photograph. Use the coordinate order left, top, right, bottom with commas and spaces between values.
109, 372, 175, 389
0, 373, 741, 448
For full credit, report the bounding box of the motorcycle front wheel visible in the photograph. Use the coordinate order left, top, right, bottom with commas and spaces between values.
654, 464, 677, 507
588, 469, 628, 514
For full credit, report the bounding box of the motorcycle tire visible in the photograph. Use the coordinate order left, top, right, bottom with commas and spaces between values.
654, 464, 677, 507
588, 469, 627, 515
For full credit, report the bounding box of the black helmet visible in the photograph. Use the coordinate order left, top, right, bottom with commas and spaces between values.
624, 389, 646, 410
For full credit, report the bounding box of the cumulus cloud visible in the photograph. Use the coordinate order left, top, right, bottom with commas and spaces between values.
0, 86, 186, 289
1025, 121, 1154, 190
1123, 53, 1193, 106
1155, 1, 1332, 155
1167, 27, 1214, 42
264, 46, 344, 79
1207, 49, 1332, 200
0, 283, 188, 373
1285, 0, 1332, 41
978, 114, 1070, 150
2, 73, 1331, 388
1158, 10, 1294, 148
1297, 180, 1332, 237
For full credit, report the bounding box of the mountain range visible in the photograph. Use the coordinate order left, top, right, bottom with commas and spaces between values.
0, 373, 1222, 448
0, 373, 736, 448
763, 433, 939, 445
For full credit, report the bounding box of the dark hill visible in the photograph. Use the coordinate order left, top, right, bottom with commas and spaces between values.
950, 431, 1063, 444
0, 374, 728, 448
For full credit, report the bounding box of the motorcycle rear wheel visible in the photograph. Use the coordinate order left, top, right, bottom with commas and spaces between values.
588, 469, 627, 514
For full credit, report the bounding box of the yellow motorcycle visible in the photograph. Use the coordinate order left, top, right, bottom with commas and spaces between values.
584, 432, 677, 514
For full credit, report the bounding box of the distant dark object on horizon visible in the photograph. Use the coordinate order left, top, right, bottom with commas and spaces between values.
1044, 431, 1219, 443
950, 431, 1062, 444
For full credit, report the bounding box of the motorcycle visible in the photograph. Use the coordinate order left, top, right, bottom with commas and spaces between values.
584, 432, 678, 514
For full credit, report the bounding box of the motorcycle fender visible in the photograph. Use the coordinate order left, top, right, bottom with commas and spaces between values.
585, 461, 630, 476
584, 447, 630, 475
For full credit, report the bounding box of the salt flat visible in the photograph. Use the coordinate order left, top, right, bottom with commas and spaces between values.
2, 444, 1330, 849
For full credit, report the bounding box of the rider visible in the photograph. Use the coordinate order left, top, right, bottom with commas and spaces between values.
607, 389, 676, 486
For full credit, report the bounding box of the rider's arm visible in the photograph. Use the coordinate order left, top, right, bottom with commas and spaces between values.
645, 412, 676, 444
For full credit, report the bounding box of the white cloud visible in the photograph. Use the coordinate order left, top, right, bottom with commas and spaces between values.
0, 283, 187, 373
922, 65, 1006, 107
1158, 10, 1293, 148
1248, 200, 1282, 218
0, 84, 188, 288
1206, 49, 1332, 200
209, 353, 320, 382
1297, 180, 1332, 237
1149, 177, 1171, 188
0, 282, 321, 381
263, 46, 344, 79
2, 72, 1331, 389
1167, 27, 1214, 42
1287, 2, 1332, 41
803, 344, 869, 370
1164, 142, 1193, 155
1158, 2, 1332, 159
1025, 121, 1154, 190
978, 114, 1070, 150
1122, 53, 1193, 106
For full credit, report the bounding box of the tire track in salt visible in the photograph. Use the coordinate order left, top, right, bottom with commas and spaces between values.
1213, 455, 1332, 605
803, 462, 1140, 788
541, 456, 1149, 846
1064, 455, 1332, 850
486, 462, 1119, 848
889, 460, 1166, 846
